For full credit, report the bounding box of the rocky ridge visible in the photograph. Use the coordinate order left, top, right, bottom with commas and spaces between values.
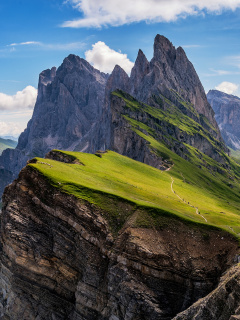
0, 154, 239, 320
0, 35, 228, 198
207, 89, 240, 150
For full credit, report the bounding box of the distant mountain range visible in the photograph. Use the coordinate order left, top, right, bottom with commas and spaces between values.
0, 135, 18, 141
207, 89, 240, 151
0, 137, 17, 155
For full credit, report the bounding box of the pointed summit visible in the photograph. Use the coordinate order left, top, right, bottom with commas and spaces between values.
130, 49, 149, 80
106, 65, 130, 94
130, 49, 150, 97
153, 34, 176, 66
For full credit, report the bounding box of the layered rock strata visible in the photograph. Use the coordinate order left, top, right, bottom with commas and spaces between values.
0, 162, 238, 319
173, 264, 240, 320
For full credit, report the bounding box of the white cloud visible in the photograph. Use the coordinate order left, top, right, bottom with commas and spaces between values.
0, 121, 24, 138
0, 86, 37, 111
85, 41, 134, 74
182, 44, 202, 48
6, 41, 85, 51
215, 81, 239, 94
203, 68, 240, 77
211, 69, 233, 75
229, 55, 240, 68
8, 41, 41, 47
62, 0, 240, 28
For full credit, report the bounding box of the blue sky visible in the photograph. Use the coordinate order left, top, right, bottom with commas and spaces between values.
1, 0, 240, 137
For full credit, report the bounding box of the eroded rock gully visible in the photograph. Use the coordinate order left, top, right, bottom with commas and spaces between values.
0, 166, 239, 320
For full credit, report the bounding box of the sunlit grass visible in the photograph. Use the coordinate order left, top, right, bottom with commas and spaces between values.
29, 148, 240, 239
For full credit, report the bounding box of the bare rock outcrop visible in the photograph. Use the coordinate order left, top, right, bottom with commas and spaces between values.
173, 264, 240, 320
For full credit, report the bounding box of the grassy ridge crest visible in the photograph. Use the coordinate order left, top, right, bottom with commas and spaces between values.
29, 150, 240, 240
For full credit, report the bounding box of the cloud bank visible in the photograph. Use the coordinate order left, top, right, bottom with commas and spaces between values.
0, 122, 25, 138
62, 0, 240, 28
215, 81, 239, 95
85, 41, 134, 74
0, 86, 37, 111
0, 86, 37, 137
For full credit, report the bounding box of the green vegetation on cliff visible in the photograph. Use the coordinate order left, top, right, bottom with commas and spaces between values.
28, 90, 240, 240
29, 148, 240, 239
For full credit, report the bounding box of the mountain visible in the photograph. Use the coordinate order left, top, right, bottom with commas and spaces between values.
0, 57, 109, 197
207, 89, 240, 150
0, 138, 17, 154
0, 34, 240, 319
1, 149, 239, 319
0, 35, 228, 198
0, 137, 17, 155
0, 135, 18, 141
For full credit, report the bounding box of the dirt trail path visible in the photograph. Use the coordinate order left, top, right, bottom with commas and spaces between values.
170, 176, 208, 223
164, 165, 238, 232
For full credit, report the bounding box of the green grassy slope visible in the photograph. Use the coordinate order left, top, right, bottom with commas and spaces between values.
29, 149, 240, 239
28, 89, 240, 240
112, 90, 224, 157
230, 148, 240, 164
0, 138, 17, 155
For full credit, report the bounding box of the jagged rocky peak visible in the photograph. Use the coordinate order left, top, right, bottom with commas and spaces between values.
131, 49, 149, 79
142, 34, 219, 133
106, 64, 130, 94
58, 53, 108, 85
153, 34, 177, 66
130, 49, 150, 96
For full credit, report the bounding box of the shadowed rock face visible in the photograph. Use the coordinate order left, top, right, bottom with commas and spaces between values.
0, 164, 238, 320
207, 89, 240, 150
0, 56, 109, 194
173, 264, 240, 320
17, 54, 109, 155
0, 35, 226, 198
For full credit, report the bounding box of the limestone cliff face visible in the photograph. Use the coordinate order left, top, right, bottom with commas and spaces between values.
207, 90, 240, 150
173, 264, 240, 320
0, 162, 238, 320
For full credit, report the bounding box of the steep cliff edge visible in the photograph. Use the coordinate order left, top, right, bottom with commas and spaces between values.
207, 90, 240, 150
1, 150, 239, 320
